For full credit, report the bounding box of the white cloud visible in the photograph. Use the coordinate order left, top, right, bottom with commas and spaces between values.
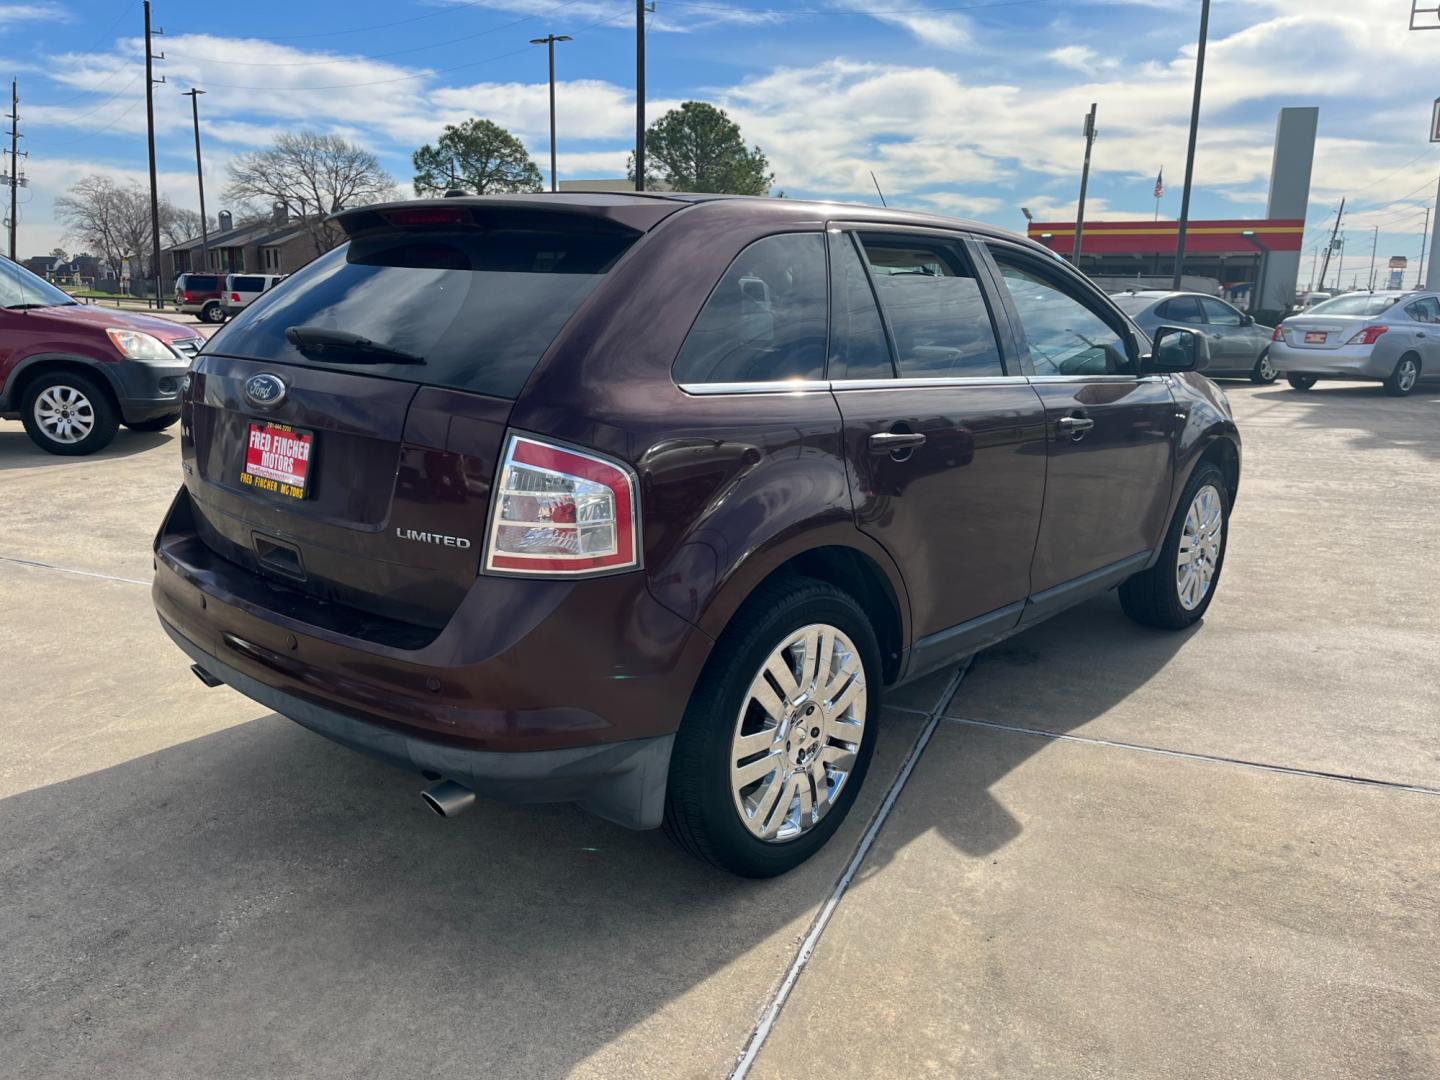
0, 2, 68, 30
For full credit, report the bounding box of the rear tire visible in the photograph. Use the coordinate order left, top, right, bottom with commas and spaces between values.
1383, 354, 1421, 397
125, 413, 180, 432
663, 576, 881, 878
1250, 350, 1278, 384
1286, 373, 1317, 391
1120, 462, 1229, 631
20, 372, 119, 456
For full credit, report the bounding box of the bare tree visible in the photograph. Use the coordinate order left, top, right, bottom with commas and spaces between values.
225, 132, 398, 256
54, 176, 153, 291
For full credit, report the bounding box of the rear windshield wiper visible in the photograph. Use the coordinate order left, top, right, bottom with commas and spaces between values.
284, 325, 425, 365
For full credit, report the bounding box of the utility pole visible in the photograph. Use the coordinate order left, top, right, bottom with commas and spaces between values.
143, 1, 166, 306
182, 88, 209, 272
1335, 231, 1346, 288
634, 0, 653, 191
5, 80, 21, 261
1072, 103, 1097, 265
1317, 198, 1344, 293
529, 35, 571, 192
1172, 0, 1210, 290
1420, 205, 1432, 289
1368, 225, 1378, 290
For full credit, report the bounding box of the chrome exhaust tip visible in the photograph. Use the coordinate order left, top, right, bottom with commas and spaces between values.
190, 663, 224, 688
421, 779, 476, 818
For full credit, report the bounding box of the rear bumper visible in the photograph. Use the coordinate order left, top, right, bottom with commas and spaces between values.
163, 620, 674, 829
1270, 342, 1393, 380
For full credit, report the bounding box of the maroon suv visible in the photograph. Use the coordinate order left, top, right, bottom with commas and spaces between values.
153, 194, 1239, 876
2, 255, 203, 455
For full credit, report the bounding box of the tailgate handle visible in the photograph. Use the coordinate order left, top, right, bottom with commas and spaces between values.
253, 534, 305, 580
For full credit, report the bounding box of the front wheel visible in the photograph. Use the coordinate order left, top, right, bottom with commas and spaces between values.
202, 302, 226, 324
1287, 373, 1318, 391
664, 577, 880, 877
1250, 350, 1278, 384
1384, 355, 1421, 397
20, 372, 119, 456
1120, 462, 1229, 630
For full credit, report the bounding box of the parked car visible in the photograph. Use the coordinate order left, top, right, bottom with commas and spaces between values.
153, 194, 1238, 876
221, 273, 285, 317
1270, 290, 1438, 396
1, 254, 203, 455
174, 273, 227, 324
1112, 290, 1277, 382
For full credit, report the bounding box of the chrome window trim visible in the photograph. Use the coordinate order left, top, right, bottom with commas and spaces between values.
678, 380, 832, 396
829, 375, 1022, 391
1026, 374, 1145, 384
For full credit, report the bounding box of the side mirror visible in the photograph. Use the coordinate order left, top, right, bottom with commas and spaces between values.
1143, 325, 1209, 373
1240, 313, 1255, 326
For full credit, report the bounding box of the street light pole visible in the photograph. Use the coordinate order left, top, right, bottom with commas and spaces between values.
529, 35, 571, 193
1172, 0, 1210, 290
1072, 103, 1097, 265
182, 88, 210, 272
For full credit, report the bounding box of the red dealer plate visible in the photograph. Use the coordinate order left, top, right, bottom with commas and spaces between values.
241, 421, 314, 500
1305, 330, 1327, 344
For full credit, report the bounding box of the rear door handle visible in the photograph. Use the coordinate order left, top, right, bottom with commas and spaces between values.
868, 431, 926, 454
1057, 416, 1095, 435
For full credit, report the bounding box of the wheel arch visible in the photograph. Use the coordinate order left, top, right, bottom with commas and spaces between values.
5, 354, 123, 416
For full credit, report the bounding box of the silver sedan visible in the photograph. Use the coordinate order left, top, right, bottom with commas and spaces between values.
1271, 291, 1440, 397
1112, 291, 1277, 382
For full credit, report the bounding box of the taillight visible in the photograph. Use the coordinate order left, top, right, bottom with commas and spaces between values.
484, 433, 640, 576
1346, 325, 1388, 346
231, 292, 240, 301
1271, 325, 1284, 342
183, 291, 193, 301
383, 207, 471, 227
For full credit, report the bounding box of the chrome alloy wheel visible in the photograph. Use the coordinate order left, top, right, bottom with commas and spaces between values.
730, 623, 867, 843
1257, 353, 1277, 381
1176, 484, 1223, 611
1396, 357, 1419, 393
34, 384, 96, 445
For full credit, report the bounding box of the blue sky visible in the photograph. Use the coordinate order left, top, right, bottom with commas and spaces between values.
4, 0, 1439, 288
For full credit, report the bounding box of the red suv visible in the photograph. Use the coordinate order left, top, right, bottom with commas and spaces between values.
2, 256, 203, 454
153, 194, 1239, 876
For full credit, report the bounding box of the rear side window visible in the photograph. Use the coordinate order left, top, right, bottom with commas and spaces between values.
1158, 296, 1204, 323
207, 227, 635, 398
181, 274, 221, 292
232, 276, 267, 292
856, 234, 1004, 378
673, 232, 827, 384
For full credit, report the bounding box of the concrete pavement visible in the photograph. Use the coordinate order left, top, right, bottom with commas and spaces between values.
1, 377, 1437, 1077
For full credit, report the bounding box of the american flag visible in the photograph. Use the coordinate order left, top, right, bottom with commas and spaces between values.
1154, 167, 1165, 199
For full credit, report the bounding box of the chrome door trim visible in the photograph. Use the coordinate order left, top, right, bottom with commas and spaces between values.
830, 375, 1026, 391
677, 380, 832, 396
676, 374, 1171, 395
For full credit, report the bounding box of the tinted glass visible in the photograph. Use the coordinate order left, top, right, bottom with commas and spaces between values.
828, 232, 894, 379
673, 232, 827, 384
1158, 295, 1204, 323
232, 276, 267, 292
180, 274, 222, 292
1403, 297, 1440, 323
1200, 297, 1242, 326
1307, 293, 1403, 316
207, 227, 634, 398
0, 255, 77, 309
857, 234, 1003, 378
990, 251, 1133, 376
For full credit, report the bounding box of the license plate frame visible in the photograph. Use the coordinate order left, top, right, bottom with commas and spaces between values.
241, 420, 315, 500
1304, 330, 1327, 344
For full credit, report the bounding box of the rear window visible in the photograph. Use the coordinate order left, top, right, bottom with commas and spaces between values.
206, 227, 635, 398
180, 274, 221, 292
231, 276, 267, 292
1307, 293, 1403, 316
1110, 294, 1155, 314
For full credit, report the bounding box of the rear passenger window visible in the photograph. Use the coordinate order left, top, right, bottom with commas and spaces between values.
673, 233, 827, 385
829, 232, 894, 380
856, 234, 1004, 378
1158, 296, 1204, 323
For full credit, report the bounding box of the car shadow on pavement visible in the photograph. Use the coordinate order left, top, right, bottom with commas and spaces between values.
0, 426, 173, 471
1249, 380, 1440, 462
0, 595, 1193, 1079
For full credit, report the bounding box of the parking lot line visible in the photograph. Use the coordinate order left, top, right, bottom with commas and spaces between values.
944, 714, 1440, 798
731, 660, 970, 1080
0, 553, 149, 586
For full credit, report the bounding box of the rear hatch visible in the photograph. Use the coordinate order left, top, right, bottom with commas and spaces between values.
180, 197, 675, 630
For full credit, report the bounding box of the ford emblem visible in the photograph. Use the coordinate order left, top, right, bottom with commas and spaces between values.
244, 373, 287, 409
